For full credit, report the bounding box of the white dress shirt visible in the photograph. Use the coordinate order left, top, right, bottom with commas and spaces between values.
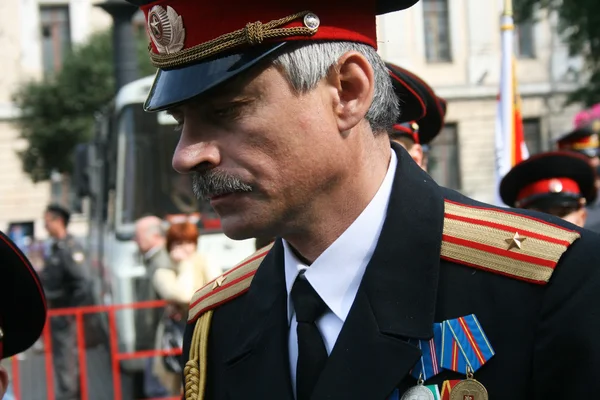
283, 150, 398, 396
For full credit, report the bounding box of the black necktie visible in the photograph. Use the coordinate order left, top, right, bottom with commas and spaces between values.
291, 275, 329, 400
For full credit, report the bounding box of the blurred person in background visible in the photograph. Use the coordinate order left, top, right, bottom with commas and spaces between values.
386, 63, 447, 173
133, 216, 171, 398
39, 204, 89, 400
152, 221, 220, 395
555, 126, 600, 232
500, 151, 597, 228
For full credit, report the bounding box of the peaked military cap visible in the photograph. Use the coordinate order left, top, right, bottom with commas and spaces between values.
556, 126, 600, 158
499, 151, 597, 210
0, 231, 46, 358
386, 63, 428, 123
386, 63, 447, 144
127, 0, 421, 111
390, 104, 446, 146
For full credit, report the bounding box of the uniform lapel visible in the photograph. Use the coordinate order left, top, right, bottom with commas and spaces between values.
224, 240, 294, 400
312, 144, 446, 399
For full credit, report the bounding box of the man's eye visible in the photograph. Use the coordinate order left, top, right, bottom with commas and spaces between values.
213, 104, 243, 119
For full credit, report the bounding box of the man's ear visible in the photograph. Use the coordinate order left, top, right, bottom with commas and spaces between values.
326, 51, 375, 133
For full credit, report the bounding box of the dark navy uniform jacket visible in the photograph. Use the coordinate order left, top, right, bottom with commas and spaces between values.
182, 144, 600, 399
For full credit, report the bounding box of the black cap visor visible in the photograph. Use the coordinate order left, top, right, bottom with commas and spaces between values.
144, 42, 287, 112
0, 232, 46, 358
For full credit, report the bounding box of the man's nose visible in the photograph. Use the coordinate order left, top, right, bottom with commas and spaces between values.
172, 132, 221, 174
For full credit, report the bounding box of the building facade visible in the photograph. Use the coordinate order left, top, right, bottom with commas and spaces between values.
0, 0, 111, 240
379, 0, 584, 204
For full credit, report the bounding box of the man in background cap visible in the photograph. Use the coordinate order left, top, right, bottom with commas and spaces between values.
0, 231, 47, 397
555, 125, 600, 232
387, 63, 447, 172
127, 0, 600, 398
500, 151, 597, 228
40, 204, 90, 400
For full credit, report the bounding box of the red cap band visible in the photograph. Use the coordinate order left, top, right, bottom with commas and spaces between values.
392, 123, 419, 144
142, 0, 378, 57
517, 177, 581, 204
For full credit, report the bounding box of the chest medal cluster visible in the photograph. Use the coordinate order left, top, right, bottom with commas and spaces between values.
397, 314, 494, 400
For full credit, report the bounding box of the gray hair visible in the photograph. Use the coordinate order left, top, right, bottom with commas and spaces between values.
272, 41, 399, 134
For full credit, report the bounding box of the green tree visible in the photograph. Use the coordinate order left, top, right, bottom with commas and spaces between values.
12, 28, 155, 182
515, 0, 600, 106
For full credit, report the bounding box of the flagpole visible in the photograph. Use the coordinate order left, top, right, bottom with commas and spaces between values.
500, 0, 514, 176
495, 0, 515, 205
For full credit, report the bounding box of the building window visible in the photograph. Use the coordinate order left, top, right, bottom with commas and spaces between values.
423, 0, 452, 63
515, 20, 535, 59
40, 5, 71, 76
522, 118, 542, 155
427, 122, 461, 190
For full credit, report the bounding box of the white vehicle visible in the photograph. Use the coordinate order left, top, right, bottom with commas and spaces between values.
74, 76, 255, 379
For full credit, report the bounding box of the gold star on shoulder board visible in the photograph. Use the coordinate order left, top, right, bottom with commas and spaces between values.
212, 275, 226, 290
505, 232, 527, 250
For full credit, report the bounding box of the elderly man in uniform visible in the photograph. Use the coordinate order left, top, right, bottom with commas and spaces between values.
499, 151, 597, 228
126, 0, 600, 398
556, 125, 600, 233
387, 63, 447, 172
0, 231, 47, 398
40, 204, 89, 400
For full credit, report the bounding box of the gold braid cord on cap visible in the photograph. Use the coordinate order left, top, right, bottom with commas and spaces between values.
441, 200, 580, 284
184, 243, 273, 400
150, 11, 318, 69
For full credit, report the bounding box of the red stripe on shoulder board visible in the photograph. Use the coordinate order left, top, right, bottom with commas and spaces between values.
189, 270, 257, 310
190, 247, 270, 303
444, 213, 572, 246
442, 234, 556, 267
189, 285, 252, 324
444, 199, 579, 234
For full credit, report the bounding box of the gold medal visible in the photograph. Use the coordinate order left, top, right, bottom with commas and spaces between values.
449, 370, 488, 400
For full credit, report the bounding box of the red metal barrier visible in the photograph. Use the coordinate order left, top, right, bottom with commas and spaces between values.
18, 299, 184, 400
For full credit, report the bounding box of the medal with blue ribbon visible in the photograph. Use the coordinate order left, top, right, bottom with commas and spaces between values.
395, 314, 493, 400
410, 322, 443, 380
401, 323, 443, 400
440, 314, 495, 374
440, 314, 493, 400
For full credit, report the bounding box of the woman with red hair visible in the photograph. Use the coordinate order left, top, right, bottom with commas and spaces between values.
151, 221, 221, 394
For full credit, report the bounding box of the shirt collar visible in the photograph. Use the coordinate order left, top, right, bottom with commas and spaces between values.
283, 150, 398, 323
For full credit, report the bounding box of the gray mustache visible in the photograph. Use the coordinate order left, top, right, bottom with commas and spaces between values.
191, 170, 253, 200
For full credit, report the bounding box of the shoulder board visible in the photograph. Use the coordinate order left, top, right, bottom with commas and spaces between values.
187, 243, 273, 323
441, 200, 581, 285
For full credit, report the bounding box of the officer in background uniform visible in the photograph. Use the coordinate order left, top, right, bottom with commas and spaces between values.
127, 0, 600, 398
499, 151, 597, 228
555, 125, 600, 232
0, 230, 46, 398
386, 63, 447, 172
40, 204, 89, 400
